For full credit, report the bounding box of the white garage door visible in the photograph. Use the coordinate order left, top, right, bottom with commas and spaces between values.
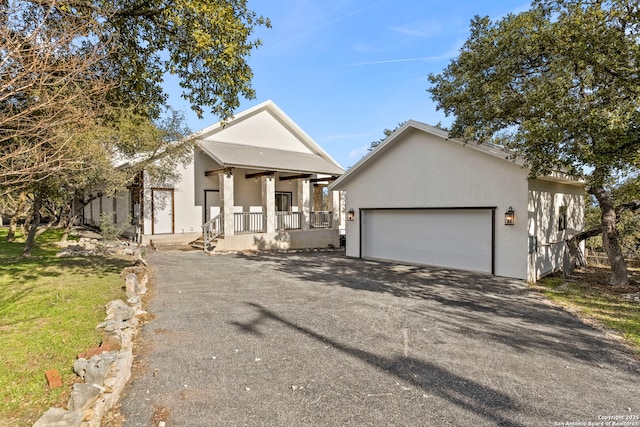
361, 209, 493, 273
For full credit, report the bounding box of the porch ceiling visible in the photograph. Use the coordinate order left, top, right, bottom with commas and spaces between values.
198, 140, 344, 175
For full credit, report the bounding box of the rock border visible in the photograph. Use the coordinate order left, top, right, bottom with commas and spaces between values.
33, 261, 149, 427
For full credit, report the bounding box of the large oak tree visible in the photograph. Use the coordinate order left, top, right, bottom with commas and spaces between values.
1, 0, 268, 191
428, 0, 640, 286
1, 0, 268, 254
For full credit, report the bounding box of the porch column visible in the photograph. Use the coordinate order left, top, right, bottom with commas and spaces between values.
219, 169, 235, 236
262, 175, 275, 233
298, 178, 310, 231
329, 190, 340, 229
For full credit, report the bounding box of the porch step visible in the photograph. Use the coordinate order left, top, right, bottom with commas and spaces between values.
150, 235, 201, 251
145, 232, 202, 250
189, 236, 219, 252
150, 240, 200, 251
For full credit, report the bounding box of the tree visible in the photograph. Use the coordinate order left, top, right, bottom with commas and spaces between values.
1, 0, 269, 255
102, 0, 269, 120
0, 1, 116, 194
1, 0, 269, 193
428, 0, 640, 286
0, 191, 28, 242
581, 178, 640, 260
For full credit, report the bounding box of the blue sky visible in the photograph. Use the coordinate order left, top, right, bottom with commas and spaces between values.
167, 0, 530, 169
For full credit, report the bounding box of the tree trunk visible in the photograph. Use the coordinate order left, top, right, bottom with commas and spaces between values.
6, 192, 27, 242
35, 221, 53, 237
61, 214, 78, 242
590, 185, 629, 286
22, 193, 42, 258
57, 200, 73, 229
7, 215, 18, 242
566, 226, 601, 272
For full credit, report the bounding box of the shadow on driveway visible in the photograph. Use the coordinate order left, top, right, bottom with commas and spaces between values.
238, 251, 639, 373
119, 250, 640, 427
233, 301, 524, 427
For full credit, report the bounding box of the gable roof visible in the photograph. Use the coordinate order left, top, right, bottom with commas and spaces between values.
195, 100, 344, 175
329, 120, 582, 190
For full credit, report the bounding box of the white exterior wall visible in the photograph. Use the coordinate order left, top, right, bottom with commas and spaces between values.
202, 110, 313, 154
102, 195, 112, 219
143, 157, 202, 235
114, 190, 129, 227
527, 179, 585, 281
89, 198, 101, 226
216, 229, 339, 251
194, 148, 221, 208
341, 128, 530, 280
113, 190, 135, 236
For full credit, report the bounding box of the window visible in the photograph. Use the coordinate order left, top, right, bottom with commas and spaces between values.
112, 196, 117, 224
529, 235, 538, 254
558, 206, 567, 231
275, 192, 292, 212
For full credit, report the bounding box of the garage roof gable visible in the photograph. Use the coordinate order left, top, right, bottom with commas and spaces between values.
329, 120, 581, 190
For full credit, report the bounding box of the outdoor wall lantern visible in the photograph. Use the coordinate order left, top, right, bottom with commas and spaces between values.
504, 206, 515, 225
347, 208, 355, 221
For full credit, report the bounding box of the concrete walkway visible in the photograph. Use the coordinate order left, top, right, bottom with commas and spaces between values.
118, 250, 640, 426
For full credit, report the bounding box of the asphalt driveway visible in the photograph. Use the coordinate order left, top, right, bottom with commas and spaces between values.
118, 250, 640, 426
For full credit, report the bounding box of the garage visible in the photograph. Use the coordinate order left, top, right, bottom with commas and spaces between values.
329, 120, 585, 280
360, 208, 495, 274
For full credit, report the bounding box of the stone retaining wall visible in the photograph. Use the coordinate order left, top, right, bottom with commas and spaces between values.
33, 260, 149, 427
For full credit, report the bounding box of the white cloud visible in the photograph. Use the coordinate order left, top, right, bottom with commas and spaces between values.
347, 55, 453, 67
276, 0, 390, 46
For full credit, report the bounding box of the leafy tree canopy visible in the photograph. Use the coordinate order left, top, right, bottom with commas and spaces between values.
1, 0, 269, 192
1, 0, 269, 255
428, 0, 640, 186
101, 0, 270, 120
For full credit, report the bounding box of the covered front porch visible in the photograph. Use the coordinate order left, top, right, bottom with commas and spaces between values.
200, 166, 343, 252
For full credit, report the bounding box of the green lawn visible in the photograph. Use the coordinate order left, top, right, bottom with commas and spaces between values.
0, 228, 128, 426
537, 271, 640, 358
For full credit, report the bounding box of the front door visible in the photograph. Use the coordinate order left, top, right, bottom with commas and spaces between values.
151, 189, 174, 234
204, 190, 220, 222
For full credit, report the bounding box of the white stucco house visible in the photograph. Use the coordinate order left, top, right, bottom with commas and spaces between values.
329, 120, 585, 282
83, 100, 345, 251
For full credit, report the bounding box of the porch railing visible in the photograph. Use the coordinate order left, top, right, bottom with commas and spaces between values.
204, 211, 332, 238
234, 212, 265, 233
310, 211, 332, 229
276, 211, 301, 230
202, 213, 223, 249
